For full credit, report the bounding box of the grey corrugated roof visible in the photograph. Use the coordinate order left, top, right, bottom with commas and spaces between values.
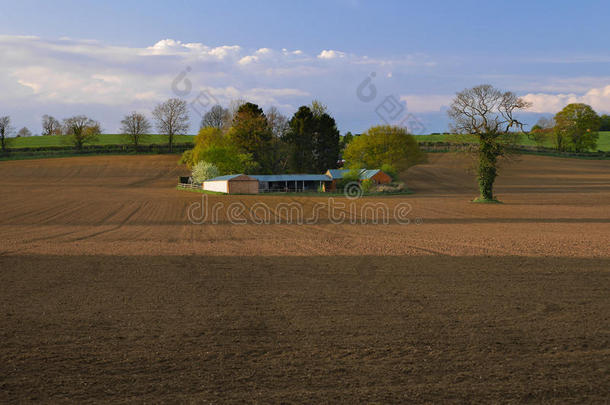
206, 174, 245, 181
360, 169, 381, 180
252, 174, 331, 182
326, 169, 350, 179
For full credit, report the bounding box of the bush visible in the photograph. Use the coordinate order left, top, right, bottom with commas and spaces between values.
360, 179, 373, 193
380, 163, 398, 181
191, 161, 219, 183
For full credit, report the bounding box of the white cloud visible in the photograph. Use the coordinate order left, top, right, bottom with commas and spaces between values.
0, 35, 438, 132
523, 85, 610, 113
317, 49, 346, 59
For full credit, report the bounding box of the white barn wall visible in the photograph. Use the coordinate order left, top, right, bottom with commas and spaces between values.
203, 181, 229, 193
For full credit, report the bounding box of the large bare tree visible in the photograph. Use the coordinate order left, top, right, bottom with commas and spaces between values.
121, 111, 151, 149
152, 98, 190, 152
200, 105, 230, 130
63, 115, 101, 149
448, 84, 530, 201
0, 116, 14, 152
42, 115, 61, 136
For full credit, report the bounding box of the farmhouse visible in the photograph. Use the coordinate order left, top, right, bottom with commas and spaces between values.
202, 169, 391, 194
202, 174, 259, 194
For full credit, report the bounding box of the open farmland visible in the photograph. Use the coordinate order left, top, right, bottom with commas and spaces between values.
0, 154, 609, 403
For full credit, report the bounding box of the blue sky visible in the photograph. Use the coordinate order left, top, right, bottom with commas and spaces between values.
1, 0, 610, 134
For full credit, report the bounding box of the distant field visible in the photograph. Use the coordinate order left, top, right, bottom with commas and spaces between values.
9, 134, 195, 148
8, 132, 610, 152
413, 131, 610, 151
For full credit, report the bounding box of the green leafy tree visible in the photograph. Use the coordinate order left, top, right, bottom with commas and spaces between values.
228, 102, 273, 173
553, 103, 600, 152
344, 125, 425, 173
191, 161, 219, 183
62, 115, 101, 149
448, 84, 530, 202
341, 131, 354, 152
182, 126, 258, 174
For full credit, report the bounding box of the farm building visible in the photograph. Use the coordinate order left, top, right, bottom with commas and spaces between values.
252, 174, 332, 192
202, 169, 391, 194
202, 174, 259, 194
325, 168, 392, 191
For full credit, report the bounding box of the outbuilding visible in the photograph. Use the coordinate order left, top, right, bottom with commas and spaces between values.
203, 174, 259, 194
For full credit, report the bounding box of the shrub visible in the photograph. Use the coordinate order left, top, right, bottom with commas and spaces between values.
191, 161, 219, 183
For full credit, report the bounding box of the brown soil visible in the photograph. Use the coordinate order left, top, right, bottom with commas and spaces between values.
0, 154, 609, 403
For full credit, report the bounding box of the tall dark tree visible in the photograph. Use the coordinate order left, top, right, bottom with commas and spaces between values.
313, 113, 340, 172
448, 84, 530, 202
0, 116, 14, 152
228, 102, 273, 173
285, 106, 316, 173
285, 105, 341, 173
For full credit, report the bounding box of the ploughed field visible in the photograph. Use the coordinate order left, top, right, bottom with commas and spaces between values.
0, 154, 609, 403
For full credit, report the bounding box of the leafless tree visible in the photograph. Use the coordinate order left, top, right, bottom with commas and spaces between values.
265, 106, 289, 138
42, 115, 61, 136
0, 116, 14, 151
448, 84, 531, 201
200, 105, 230, 130
121, 111, 151, 148
17, 127, 32, 137
63, 115, 101, 149
266, 106, 290, 172
152, 98, 190, 152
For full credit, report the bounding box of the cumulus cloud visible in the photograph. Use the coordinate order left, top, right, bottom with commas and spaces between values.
523, 85, 610, 113
317, 49, 346, 59
0, 35, 440, 132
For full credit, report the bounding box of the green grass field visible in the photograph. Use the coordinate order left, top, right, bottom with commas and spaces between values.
8, 132, 610, 152
413, 132, 610, 151
10, 134, 195, 148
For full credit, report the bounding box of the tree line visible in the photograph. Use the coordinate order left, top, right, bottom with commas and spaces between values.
0, 98, 192, 152
181, 100, 342, 175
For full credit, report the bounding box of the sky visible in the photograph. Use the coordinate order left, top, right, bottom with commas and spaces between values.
1, 0, 610, 134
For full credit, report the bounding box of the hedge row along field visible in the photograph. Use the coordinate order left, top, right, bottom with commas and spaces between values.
8, 132, 610, 151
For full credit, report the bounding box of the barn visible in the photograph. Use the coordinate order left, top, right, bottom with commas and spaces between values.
252, 174, 332, 193
325, 168, 392, 191
203, 174, 259, 194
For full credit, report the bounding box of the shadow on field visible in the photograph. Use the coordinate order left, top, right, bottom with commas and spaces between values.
1, 255, 608, 403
